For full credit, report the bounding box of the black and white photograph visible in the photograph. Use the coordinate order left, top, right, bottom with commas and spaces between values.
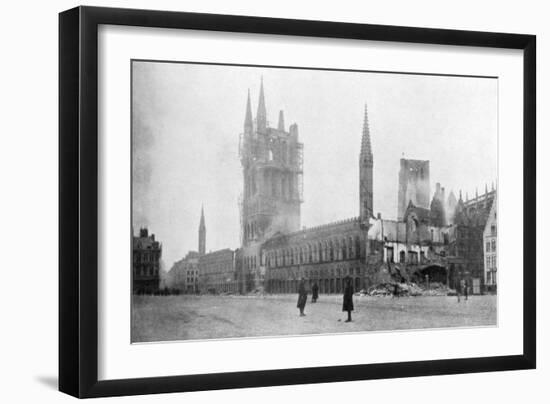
131, 61, 498, 343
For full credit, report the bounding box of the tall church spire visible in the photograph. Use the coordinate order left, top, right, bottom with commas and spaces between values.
360, 104, 373, 163
198, 205, 206, 255
244, 89, 253, 133
256, 77, 267, 131
359, 103, 374, 221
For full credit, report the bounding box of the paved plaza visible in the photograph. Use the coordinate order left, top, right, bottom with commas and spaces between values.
132, 294, 497, 342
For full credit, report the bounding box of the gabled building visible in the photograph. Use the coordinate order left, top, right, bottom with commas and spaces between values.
446, 187, 496, 293
132, 228, 162, 294
483, 189, 498, 292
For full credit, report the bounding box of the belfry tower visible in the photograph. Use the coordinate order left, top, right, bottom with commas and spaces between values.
198, 205, 206, 255
359, 104, 374, 222
239, 79, 303, 246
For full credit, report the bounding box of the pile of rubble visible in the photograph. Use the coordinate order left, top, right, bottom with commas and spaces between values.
364, 281, 451, 297
421, 282, 451, 296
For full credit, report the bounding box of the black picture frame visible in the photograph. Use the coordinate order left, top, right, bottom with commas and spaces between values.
59, 5, 536, 398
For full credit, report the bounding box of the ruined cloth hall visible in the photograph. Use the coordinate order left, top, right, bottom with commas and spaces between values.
173, 80, 497, 295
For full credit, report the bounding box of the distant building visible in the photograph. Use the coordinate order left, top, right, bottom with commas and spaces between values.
167, 251, 200, 293
132, 228, 162, 294
483, 189, 498, 292
397, 158, 431, 220
198, 248, 238, 293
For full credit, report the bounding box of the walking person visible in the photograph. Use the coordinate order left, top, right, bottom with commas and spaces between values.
297, 278, 308, 316
311, 281, 319, 303
463, 279, 469, 301
342, 276, 354, 322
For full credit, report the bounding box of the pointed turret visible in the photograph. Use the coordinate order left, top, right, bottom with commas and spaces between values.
257, 77, 267, 131
359, 103, 374, 221
454, 194, 467, 225
446, 190, 458, 225
198, 205, 206, 255
360, 104, 373, 164
244, 89, 253, 133
278, 110, 285, 132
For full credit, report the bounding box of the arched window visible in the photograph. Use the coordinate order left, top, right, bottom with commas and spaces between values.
268, 148, 274, 161
355, 236, 361, 258
272, 172, 277, 196
399, 250, 406, 263
342, 238, 347, 260
329, 240, 334, 261
308, 244, 313, 262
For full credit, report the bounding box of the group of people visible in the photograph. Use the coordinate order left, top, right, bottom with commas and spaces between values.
296, 276, 355, 322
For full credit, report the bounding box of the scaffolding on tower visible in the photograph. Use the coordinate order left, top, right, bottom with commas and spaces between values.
295, 143, 304, 202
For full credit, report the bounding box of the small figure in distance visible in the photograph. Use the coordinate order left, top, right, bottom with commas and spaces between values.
297, 278, 308, 317
311, 281, 319, 303
463, 279, 469, 301
457, 278, 466, 303
342, 276, 354, 322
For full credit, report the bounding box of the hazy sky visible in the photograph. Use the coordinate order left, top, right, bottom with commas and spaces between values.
132, 61, 497, 268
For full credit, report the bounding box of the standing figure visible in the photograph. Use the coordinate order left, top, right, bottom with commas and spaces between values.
457, 278, 465, 302
342, 276, 354, 322
311, 282, 319, 303
463, 279, 469, 301
297, 278, 308, 316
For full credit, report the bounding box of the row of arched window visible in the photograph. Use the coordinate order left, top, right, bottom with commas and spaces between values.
269, 265, 362, 280
243, 255, 258, 271
267, 139, 291, 164
267, 277, 362, 294
265, 236, 362, 268
244, 221, 259, 241
244, 169, 296, 200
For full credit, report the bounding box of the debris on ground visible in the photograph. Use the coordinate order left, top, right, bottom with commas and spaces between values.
365, 281, 451, 297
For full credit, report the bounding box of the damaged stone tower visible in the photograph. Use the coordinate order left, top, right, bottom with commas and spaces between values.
239, 79, 303, 245
397, 158, 430, 220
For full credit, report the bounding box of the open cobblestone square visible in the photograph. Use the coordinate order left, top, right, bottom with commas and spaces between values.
132, 294, 496, 342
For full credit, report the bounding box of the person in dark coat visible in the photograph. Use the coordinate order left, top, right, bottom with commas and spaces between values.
342, 276, 354, 322
311, 282, 319, 303
297, 278, 308, 316
457, 278, 467, 302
